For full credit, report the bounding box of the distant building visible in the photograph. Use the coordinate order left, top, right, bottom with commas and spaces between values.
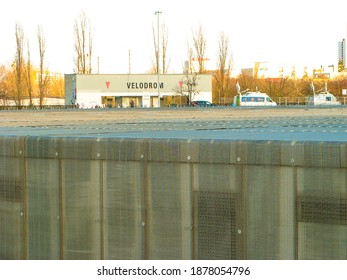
240, 68, 253, 77
338, 38, 346, 71
238, 62, 335, 79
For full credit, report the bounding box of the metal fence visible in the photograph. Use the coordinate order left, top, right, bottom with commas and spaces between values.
0, 137, 346, 259
275, 96, 347, 106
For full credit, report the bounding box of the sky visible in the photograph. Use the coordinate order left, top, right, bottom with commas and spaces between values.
0, 0, 347, 74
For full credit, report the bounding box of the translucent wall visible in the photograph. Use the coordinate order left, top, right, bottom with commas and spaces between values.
0, 136, 346, 259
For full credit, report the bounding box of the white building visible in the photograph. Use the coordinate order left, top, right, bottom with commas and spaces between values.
65, 74, 212, 108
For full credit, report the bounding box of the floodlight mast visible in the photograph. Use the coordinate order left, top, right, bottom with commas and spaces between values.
155, 11, 162, 108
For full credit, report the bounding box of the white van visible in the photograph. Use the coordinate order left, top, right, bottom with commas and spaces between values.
307, 93, 341, 106
233, 91, 277, 106
233, 82, 277, 106
307, 82, 341, 106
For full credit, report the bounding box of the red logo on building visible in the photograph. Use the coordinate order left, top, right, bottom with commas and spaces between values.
106, 81, 110, 89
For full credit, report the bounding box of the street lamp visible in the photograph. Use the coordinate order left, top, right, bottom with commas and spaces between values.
155, 11, 162, 108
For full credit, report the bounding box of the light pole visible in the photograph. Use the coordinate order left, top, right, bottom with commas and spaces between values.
155, 11, 162, 108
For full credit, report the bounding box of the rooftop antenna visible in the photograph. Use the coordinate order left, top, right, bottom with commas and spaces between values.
235, 82, 249, 94
236, 81, 241, 95
310, 82, 315, 97
235, 82, 250, 106
235, 82, 241, 106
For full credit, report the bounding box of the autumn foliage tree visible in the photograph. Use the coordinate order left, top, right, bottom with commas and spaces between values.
0, 63, 63, 106
0, 65, 14, 105
0, 23, 63, 107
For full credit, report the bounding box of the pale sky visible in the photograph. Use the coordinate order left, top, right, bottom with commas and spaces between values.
0, 0, 346, 74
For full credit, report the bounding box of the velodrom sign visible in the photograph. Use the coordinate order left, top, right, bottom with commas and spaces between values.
126, 82, 164, 90
69, 74, 212, 93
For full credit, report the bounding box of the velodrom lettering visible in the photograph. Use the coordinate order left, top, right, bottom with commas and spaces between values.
126, 82, 164, 89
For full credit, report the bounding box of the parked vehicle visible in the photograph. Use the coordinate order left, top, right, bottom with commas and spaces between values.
193, 100, 214, 107
307, 82, 341, 106
233, 82, 277, 106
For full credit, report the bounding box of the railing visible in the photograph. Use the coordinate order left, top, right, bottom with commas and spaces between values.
1, 97, 346, 110
274, 96, 347, 106
0, 105, 76, 110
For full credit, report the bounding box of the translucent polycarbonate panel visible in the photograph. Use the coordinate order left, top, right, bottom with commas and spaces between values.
297, 167, 347, 226
245, 166, 295, 260
26, 158, 60, 259
197, 141, 230, 163
303, 142, 341, 168
0, 157, 25, 259
179, 163, 193, 259
192, 163, 242, 259
240, 141, 282, 166
25, 136, 61, 159
147, 162, 191, 259
0, 202, 22, 259
298, 223, 347, 259
192, 163, 238, 193
297, 167, 347, 259
1, 135, 347, 261
297, 167, 347, 196
194, 191, 237, 259
61, 159, 101, 260
103, 161, 144, 259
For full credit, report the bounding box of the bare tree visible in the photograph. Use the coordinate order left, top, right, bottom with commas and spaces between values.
14, 23, 24, 106
175, 73, 199, 106
37, 26, 48, 107
26, 39, 33, 106
151, 24, 159, 74
161, 23, 170, 74
192, 25, 207, 73
74, 12, 93, 74
88, 24, 93, 73
214, 32, 232, 104
183, 43, 195, 74
151, 22, 170, 74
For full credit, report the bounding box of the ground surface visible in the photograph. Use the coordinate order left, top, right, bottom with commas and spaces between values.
0, 107, 346, 141
0, 106, 346, 126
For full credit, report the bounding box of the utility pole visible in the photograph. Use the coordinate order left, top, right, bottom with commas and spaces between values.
128, 50, 131, 74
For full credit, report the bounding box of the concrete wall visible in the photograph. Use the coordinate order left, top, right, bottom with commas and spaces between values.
0, 137, 346, 259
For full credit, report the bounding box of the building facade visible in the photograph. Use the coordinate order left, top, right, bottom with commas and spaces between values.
338, 38, 346, 70
65, 74, 212, 108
